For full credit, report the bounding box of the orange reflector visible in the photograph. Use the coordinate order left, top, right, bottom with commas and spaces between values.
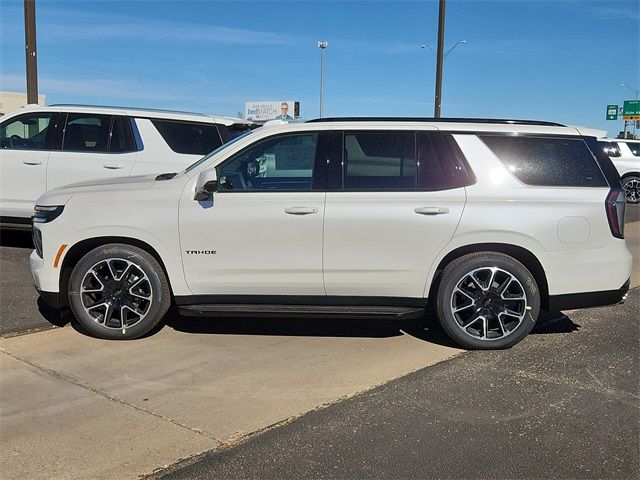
53, 244, 68, 268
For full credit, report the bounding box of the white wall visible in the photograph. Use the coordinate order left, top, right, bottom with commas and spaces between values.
0, 91, 46, 117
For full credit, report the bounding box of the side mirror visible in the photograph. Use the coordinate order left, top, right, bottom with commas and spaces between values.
194, 169, 218, 201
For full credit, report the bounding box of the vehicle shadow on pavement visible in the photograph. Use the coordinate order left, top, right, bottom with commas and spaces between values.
164, 313, 473, 349
533, 310, 581, 334
37, 298, 72, 328
166, 313, 419, 339
162, 310, 580, 348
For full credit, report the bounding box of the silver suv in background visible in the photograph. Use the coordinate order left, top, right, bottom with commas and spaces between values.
599, 138, 640, 203
0, 104, 255, 227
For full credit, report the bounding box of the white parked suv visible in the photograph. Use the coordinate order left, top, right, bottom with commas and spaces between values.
30, 118, 632, 349
0, 104, 253, 227
598, 138, 640, 203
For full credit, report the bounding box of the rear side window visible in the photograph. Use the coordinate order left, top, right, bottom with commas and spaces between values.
344, 132, 416, 190
418, 133, 475, 190
600, 141, 621, 158
337, 131, 474, 191
626, 142, 640, 156
480, 135, 608, 187
151, 119, 222, 155
63, 114, 112, 152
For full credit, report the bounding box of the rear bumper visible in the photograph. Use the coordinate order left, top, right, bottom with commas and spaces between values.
547, 278, 630, 311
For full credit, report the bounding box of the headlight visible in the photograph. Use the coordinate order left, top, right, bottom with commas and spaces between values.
33, 205, 64, 224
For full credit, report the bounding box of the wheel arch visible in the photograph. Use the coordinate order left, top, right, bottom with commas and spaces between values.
427, 243, 550, 310
621, 171, 640, 179
58, 236, 173, 308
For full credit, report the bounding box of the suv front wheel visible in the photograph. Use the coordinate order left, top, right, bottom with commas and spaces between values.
68, 244, 171, 339
436, 252, 540, 349
622, 175, 640, 204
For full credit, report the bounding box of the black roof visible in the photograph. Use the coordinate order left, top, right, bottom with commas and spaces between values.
306, 117, 565, 127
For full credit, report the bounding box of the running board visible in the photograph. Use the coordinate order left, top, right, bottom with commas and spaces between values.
178, 304, 425, 319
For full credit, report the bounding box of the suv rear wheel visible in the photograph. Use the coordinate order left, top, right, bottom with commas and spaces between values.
68, 244, 171, 339
436, 252, 540, 349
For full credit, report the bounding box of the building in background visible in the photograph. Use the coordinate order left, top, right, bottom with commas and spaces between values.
0, 91, 46, 117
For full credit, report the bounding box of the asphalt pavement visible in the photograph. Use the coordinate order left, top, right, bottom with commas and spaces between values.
0, 229, 66, 336
155, 288, 640, 480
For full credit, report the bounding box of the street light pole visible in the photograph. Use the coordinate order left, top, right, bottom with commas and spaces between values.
433, 0, 446, 118
444, 40, 466, 59
24, 0, 38, 105
318, 41, 328, 118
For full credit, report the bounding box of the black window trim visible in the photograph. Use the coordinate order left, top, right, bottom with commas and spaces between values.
214, 131, 326, 193
129, 117, 144, 152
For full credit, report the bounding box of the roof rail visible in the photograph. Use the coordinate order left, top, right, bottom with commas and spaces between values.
306, 117, 566, 127
49, 104, 209, 117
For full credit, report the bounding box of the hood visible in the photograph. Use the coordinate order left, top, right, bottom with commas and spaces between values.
36, 174, 159, 206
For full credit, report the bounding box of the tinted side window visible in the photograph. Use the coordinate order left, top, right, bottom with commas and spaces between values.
152, 120, 222, 155
600, 141, 621, 157
63, 114, 112, 152
626, 142, 640, 156
218, 133, 317, 191
480, 135, 608, 187
343, 132, 416, 190
0, 113, 52, 150
418, 133, 474, 190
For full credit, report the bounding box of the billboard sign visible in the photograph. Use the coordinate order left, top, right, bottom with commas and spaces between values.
245, 101, 300, 122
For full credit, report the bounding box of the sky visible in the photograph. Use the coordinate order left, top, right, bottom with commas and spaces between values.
0, 0, 638, 135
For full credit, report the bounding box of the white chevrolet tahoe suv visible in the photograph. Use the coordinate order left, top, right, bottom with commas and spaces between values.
0, 104, 253, 228
30, 118, 632, 349
598, 138, 640, 203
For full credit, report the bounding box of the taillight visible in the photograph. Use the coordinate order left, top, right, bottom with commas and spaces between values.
605, 188, 626, 239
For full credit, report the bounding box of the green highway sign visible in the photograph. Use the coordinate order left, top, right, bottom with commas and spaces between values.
623, 100, 640, 120
606, 104, 618, 120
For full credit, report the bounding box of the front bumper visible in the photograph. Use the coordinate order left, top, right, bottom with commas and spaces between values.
30, 249, 62, 308
547, 278, 631, 311
37, 289, 62, 309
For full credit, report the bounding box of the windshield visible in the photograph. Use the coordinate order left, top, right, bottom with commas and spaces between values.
184, 130, 253, 173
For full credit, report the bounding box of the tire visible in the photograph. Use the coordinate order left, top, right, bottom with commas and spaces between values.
622, 175, 640, 204
68, 243, 171, 339
436, 252, 540, 350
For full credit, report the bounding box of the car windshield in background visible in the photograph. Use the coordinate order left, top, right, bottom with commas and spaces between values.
184, 130, 253, 173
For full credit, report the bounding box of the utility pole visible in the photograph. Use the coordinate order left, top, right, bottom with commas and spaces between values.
24, 0, 39, 105
434, 0, 446, 118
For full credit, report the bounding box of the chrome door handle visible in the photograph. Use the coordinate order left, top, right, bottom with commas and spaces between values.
284, 207, 318, 215
23, 160, 42, 165
415, 206, 450, 215
103, 164, 125, 169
